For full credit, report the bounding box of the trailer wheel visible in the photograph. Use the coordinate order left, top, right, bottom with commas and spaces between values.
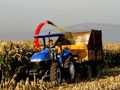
50, 62, 62, 83
96, 65, 102, 77
87, 65, 92, 79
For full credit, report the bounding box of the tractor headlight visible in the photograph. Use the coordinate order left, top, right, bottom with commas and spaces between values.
31, 59, 42, 62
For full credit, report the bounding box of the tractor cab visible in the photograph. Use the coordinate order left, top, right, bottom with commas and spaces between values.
34, 33, 64, 49
31, 33, 65, 62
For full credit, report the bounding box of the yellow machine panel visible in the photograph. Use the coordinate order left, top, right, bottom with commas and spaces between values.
56, 44, 88, 61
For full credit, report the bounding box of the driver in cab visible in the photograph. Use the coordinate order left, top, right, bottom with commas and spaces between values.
50, 40, 54, 48
49, 39, 56, 60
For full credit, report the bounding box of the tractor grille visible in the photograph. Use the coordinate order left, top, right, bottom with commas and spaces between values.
31, 61, 45, 69
28, 61, 46, 76
29, 62, 46, 76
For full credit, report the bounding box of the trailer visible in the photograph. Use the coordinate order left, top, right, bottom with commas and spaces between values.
55, 30, 103, 78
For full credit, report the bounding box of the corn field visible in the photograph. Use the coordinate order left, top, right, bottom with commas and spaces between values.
0, 41, 120, 90
0, 40, 36, 82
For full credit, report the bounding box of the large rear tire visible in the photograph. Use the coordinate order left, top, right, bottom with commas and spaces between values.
64, 55, 72, 68
64, 55, 76, 83
50, 62, 62, 83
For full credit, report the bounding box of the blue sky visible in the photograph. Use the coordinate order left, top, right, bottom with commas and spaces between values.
0, 0, 120, 37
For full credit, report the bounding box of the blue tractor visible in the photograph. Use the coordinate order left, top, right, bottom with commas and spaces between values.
27, 32, 76, 83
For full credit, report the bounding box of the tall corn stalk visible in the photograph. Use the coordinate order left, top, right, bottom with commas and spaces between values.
0, 40, 36, 82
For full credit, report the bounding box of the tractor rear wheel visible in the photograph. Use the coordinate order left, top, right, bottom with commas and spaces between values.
64, 55, 72, 68
64, 55, 76, 82
50, 62, 62, 83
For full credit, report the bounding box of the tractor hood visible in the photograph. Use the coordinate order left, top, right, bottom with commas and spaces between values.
31, 49, 49, 62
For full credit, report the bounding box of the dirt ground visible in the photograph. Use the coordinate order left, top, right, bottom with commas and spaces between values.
49, 67, 120, 90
